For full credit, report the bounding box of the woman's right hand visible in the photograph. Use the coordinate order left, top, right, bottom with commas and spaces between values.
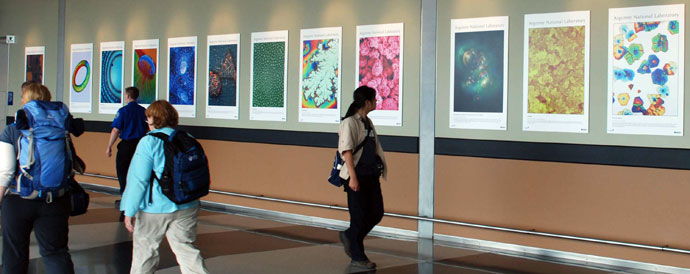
349, 177, 360, 192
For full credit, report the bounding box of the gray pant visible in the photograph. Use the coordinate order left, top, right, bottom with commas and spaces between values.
131, 206, 209, 274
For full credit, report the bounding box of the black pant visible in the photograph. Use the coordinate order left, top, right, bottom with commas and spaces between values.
344, 176, 384, 261
2, 194, 74, 274
115, 138, 140, 194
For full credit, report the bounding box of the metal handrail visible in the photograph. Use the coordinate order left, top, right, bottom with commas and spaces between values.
80, 172, 690, 255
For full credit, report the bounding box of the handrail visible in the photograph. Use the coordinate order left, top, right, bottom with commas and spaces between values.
79, 172, 690, 255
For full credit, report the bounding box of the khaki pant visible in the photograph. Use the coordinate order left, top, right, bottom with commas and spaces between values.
131, 206, 209, 274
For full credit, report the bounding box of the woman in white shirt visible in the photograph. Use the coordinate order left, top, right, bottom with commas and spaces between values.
337, 86, 388, 270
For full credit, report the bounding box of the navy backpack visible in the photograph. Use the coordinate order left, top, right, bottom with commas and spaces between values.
148, 130, 210, 204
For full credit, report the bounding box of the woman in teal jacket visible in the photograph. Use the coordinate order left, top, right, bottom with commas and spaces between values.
120, 100, 208, 274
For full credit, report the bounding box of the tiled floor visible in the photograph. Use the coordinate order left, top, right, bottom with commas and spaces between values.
8, 191, 660, 273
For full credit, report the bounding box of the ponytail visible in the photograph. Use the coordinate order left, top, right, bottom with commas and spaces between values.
342, 86, 376, 120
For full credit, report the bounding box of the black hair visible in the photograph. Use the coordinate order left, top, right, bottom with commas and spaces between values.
342, 86, 376, 120
125, 86, 140, 100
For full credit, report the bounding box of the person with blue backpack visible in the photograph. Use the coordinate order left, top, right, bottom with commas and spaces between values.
336, 86, 388, 270
120, 100, 210, 274
0, 82, 79, 274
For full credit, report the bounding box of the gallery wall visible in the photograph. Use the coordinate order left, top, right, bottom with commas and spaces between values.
0, 0, 58, 110
437, 0, 690, 149
433, 0, 690, 268
56, 0, 424, 231
61, 0, 421, 137
4, 0, 690, 269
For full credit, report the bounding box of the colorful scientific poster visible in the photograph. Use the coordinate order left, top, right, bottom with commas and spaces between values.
131, 39, 159, 107
24, 46, 44, 84
299, 27, 342, 124
69, 43, 93, 113
99, 41, 124, 114
356, 23, 404, 127
607, 4, 684, 136
167, 36, 197, 118
450, 17, 509, 130
250, 30, 288, 122
523, 11, 590, 133
206, 34, 240, 120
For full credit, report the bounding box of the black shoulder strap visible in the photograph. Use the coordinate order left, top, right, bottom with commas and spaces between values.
352, 119, 372, 155
353, 135, 367, 155
148, 132, 169, 142
147, 131, 170, 205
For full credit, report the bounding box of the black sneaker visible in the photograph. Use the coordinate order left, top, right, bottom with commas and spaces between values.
350, 260, 376, 270
339, 231, 352, 258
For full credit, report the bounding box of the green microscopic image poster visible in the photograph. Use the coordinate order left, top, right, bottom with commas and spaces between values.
252, 41, 286, 108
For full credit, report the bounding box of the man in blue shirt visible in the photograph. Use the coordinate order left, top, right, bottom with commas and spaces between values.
105, 87, 148, 205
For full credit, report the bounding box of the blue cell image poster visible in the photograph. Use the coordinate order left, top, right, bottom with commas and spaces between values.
168, 36, 197, 118
169, 46, 196, 105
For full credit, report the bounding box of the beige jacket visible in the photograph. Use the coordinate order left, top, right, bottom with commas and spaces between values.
338, 113, 388, 180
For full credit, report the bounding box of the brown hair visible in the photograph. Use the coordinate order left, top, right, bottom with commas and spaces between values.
145, 100, 178, 129
21, 81, 33, 90
125, 86, 139, 100
22, 83, 51, 104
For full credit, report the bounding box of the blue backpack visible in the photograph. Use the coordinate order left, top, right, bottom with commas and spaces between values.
14, 101, 72, 201
148, 130, 210, 204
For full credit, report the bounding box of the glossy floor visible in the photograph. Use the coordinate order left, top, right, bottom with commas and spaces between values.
10, 192, 657, 274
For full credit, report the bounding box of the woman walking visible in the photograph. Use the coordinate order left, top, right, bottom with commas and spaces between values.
120, 100, 208, 274
0, 83, 77, 274
337, 86, 388, 270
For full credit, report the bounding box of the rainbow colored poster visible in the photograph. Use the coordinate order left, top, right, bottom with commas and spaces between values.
450, 17, 509, 130
99, 41, 124, 115
167, 36, 197, 118
356, 23, 404, 127
206, 34, 240, 120
250, 30, 288, 122
523, 11, 590, 133
299, 27, 342, 124
131, 39, 159, 107
69, 43, 93, 113
607, 4, 684, 136
24, 46, 44, 84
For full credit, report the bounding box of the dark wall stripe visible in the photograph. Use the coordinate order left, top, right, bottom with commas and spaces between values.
18, 117, 688, 170
436, 137, 690, 170
82, 120, 419, 153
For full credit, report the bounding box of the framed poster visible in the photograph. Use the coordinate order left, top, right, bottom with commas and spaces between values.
523, 11, 590, 133
24, 46, 44, 84
299, 27, 342, 124
206, 34, 240, 120
356, 23, 404, 127
607, 4, 684, 136
132, 39, 159, 107
168, 36, 197, 118
450, 17, 509, 130
69, 43, 93, 113
99, 41, 124, 114
250, 30, 288, 122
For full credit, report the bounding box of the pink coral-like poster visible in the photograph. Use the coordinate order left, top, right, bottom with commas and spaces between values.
356, 23, 403, 126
